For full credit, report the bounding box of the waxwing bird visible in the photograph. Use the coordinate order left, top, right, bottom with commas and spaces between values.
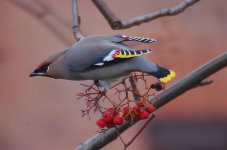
30, 35, 176, 90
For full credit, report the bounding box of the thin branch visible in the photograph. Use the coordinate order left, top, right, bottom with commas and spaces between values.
75, 52, 227, 150
75, 121, 132, 150
129, 77, 140, 101
195, 80, 213, 88
123, 114, 156, 150
92, 0, 122, 29
92, 0, 200, 29
71, 0, 84, 41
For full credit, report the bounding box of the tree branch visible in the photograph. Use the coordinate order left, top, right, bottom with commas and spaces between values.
92, 0, 122, 29
150, 52, 227, 109
71, 0, 84, 41
75, 52, 227, 150
129, 77, 140, 100
92, 0, 200, 29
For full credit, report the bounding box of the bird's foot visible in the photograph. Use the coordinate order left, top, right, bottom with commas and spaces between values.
93, 80, 109, 92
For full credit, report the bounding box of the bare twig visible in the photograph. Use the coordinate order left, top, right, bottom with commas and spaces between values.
190, 80, 213, 89
91, 0, 122, 29
75, 121, 132, 150
197, 80, 213, 87
129, 77, 140, 101
92, 0, 200, 29
123, 114, 156, 150
75, 52, 227, 150
71, 0, 84, 41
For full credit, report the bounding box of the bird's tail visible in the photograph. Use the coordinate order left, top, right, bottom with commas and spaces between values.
152, 66, 176, 83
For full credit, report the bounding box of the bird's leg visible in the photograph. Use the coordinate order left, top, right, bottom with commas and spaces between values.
93, 80, 101, 87
93, 80, 109, 92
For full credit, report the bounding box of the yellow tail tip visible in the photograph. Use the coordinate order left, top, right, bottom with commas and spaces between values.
159, 70, 176, 83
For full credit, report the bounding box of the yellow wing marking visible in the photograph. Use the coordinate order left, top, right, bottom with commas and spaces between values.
115, 50, 152, 59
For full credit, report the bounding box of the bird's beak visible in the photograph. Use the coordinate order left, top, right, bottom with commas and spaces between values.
29, 71, 44, 77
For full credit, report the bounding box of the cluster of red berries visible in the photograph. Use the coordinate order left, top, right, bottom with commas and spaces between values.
96, 108, 123, 128
96, 98, 155, 129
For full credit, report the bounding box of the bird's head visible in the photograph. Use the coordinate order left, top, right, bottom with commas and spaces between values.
29, 50, 67, 78
29, 60, 52, 77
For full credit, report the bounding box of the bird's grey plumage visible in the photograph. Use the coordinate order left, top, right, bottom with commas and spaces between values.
30, 35, 176, 90
50, 35, 157, 80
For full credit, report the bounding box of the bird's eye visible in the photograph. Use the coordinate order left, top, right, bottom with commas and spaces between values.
34, 64, 49, 73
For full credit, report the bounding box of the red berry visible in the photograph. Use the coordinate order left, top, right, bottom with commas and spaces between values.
106, 122, 114, 128
138, 97, 147, 107
123, 106, 130, 115
133, 105, 140, 111
112, 110, 119, 116
139, 111, 149, 120
132, 105, 141, 117
105, 108, 118, 116
122, 114, 131, 121
113, 116, 124, 125
105, 108, 113, 113
96, 118, 106, 128
146, 105, 155, 113
103, 111, 113, 123
151, 82, 165, 91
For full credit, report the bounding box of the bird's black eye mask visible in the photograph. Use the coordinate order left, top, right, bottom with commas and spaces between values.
34, 64, 50, 73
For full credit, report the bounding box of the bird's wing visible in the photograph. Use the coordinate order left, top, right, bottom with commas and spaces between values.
64, 37, 152, 72
64, 41, 121, 72
109, 35, 156, 44
88, 48, 152, 70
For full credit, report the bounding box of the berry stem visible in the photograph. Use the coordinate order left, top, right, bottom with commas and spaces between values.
124, 114, 155, 150
114, 126, 127, 146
